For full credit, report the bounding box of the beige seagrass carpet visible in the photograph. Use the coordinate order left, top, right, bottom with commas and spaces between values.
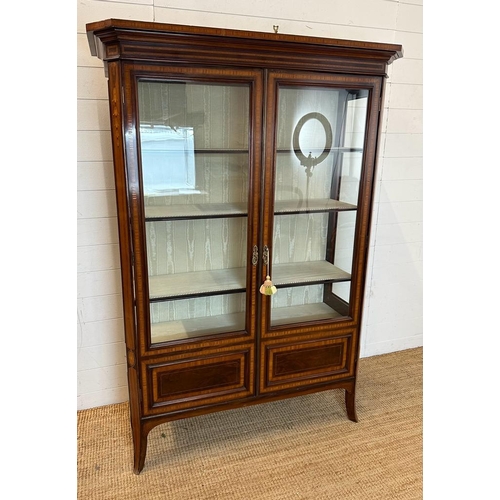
77, 347, 422, 499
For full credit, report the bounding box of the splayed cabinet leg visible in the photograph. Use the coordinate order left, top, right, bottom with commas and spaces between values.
345, 387, 358, 423
133, 427, 149, 475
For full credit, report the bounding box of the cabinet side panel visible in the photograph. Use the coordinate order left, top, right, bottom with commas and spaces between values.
106, 61, 143, 440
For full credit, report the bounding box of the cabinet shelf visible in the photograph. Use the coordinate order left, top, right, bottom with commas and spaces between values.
276, 147, 363, 154
194, 148, 248, 154
148, 260, 350, 301
274, 199, 356, 214
271, 302, 344, 327
145, 198, 356, 221
150, 301, 345, 342
145, 202, 247, 220
149, 267, 246, 301
273, 261, 351, 286
150, 311, 246, 342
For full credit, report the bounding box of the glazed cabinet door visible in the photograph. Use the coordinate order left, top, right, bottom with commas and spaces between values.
259, 71, 382, 392
121, 64, 263, 356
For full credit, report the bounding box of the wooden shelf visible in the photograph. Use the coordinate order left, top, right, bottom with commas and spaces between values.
150, 301, 344, 342
145, 202, 247, 220
274, 198, 356, 213
148, 260, 350, 301
273, 261, 351, 286
149, 267, 246, 300
271, 302, 344, 327
276, 147, 363, 154
194, 148, 248, 154
151, 312, 245, 342
145, 198, 355, 221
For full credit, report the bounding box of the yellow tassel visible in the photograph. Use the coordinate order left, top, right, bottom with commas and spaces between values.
260, 276, 277, 295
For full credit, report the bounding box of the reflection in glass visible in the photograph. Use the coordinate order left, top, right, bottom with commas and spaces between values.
150, 293, 247, 342
140, 126, 196, 195
271, 285, 343, 327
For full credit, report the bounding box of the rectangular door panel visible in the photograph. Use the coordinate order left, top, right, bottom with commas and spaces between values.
122, 64, 263, 355
143, 344, 255, 415
260, 72, 382, 339
260, 334, 354, 393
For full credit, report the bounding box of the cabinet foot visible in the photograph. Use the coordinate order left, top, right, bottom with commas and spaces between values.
345, 388, 358, 423
132, 427, 149, 474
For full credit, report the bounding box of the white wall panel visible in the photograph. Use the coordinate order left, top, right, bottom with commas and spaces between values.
77, 0, 153, 32
77, 33, 103, 67
78, 317, 124, 348
77, 218, 119, 247
390, 58, 423, 84
396, 2, 423, 33
375, 222, 422, 246
377, 200, 423, 224
77, 269, 123, 298
371, 259, 423, 286
386, 109, 423, 134
77, 294, 123, 324
154, 0, 399, 30
388, 83, 423, 110
153, 7, 396, 44
372, 241, 423, 265
77, 67, 108, 100
366, 282, 422, 325
77, 130, 113, 162
77, 364, 128, 396
77, 190, 117, 219
77, 0, 423, 409
380, 157, 422, 180
77, 244, 120, 273
96, 0, 153, 5
77, 386, 129, 410
367, 313, 423, 341
78, 100, 111, 131
362, 337, 423, 357
383, 133, 423, 157
77, 342, 127, 372
77, 162, 115, 191
394, 31, 423, 59
378, 179, 422, 203
401, 0, 423, 6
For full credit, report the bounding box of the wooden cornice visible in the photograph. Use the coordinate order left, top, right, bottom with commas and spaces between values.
86, 19, 403, 77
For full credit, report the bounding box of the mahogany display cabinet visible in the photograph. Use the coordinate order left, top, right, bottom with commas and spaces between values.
86, 18, 402, 473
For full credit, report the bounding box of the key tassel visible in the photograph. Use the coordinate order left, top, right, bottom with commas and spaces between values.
260, 275, 277, 295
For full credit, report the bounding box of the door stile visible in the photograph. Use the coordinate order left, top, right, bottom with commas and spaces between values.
245, 70, 265, 384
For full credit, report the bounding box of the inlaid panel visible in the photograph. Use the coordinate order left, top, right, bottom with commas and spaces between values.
144, 346, 254, 414
261, 335, 353, 392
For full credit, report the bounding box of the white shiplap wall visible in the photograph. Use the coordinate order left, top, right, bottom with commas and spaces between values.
77, 0, 423, 410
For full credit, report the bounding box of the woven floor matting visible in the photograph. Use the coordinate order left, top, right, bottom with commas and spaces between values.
77, 347, 422, 499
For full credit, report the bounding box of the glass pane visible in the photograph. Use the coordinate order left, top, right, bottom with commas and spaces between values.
271, 285, 343, 327
150, 293, 246, 343
271, 86, 368, 326
137, 80, 250, 342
